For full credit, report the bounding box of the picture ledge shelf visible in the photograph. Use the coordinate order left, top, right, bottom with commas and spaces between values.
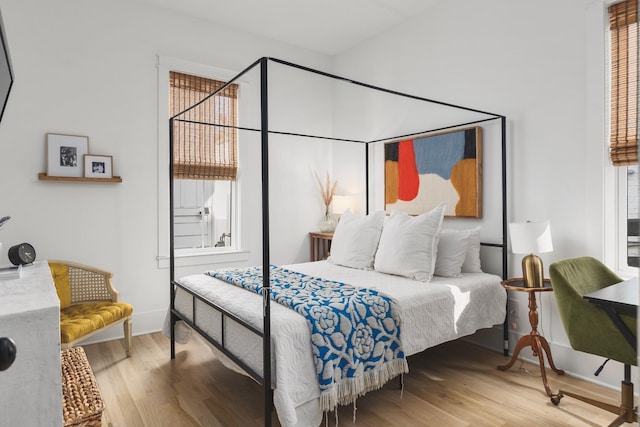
38, 173, 122, 183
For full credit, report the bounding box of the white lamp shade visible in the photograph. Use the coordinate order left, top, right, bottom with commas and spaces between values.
332, 195, 352, 214
509, 220, 553, 254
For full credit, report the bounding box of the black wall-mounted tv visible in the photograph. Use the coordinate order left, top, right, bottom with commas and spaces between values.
0, 8, 13, 125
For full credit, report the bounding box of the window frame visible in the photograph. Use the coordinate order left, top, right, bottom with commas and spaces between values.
615, 166, 637, 273
610, 0, 639, 275
157, 56, 248, 268
597, 0, 639, 276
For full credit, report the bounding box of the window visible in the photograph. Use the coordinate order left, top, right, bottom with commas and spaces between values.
172, 179, 233, 249
157, 57, 249, 268
626, 165, 639, 267
609, 0, 639, 271
170, 71, 238, 251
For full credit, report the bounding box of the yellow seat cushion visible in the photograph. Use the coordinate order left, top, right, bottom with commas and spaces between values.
60, 302, 133, 344
48, 262, 71, 309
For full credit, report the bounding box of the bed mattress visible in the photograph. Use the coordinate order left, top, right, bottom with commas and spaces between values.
171, 260, 506, 427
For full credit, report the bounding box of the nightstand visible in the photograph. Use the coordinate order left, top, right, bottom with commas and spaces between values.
497, 278, 564, 397
309, 232, 333, 261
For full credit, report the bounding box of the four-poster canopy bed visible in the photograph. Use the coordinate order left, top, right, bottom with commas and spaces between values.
168, 57, 509, 427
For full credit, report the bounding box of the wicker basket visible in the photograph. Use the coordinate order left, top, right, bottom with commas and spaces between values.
61, 347, 104, 427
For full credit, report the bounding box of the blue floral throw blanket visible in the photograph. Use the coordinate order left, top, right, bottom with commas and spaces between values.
207, 265, 408, 411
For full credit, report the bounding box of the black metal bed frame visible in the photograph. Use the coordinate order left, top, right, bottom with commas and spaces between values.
169, 56, 509, 426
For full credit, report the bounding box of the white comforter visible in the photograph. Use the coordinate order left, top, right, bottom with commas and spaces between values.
170, 261, 506, 427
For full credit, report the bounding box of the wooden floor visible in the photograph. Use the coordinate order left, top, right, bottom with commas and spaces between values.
83, 332, 631, 426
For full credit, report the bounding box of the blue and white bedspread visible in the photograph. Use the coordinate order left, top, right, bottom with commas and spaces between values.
207, 265, 408, 411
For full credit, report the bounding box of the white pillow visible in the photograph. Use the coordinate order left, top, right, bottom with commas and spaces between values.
434, 228, 470, 277
328, 210, 385, 270
374, 203, 445, 282
461, 226, 483, 273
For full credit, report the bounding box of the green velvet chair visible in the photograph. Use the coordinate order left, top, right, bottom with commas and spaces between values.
549, 256, 636, 426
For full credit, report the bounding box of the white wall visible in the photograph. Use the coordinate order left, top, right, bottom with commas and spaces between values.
331, 0, 633, 389
0, 0, 631, 393
0, 0, 333, 340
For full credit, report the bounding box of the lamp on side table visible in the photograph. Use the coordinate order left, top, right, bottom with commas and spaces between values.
509, 220, 554, 288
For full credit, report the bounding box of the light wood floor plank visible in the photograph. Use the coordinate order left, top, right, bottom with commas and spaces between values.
83, 332, 632, 426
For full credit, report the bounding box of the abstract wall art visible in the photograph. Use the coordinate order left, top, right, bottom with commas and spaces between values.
384, 126, 482, 218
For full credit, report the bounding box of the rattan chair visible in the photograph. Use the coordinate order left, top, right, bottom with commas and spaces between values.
49, 260, 133, 357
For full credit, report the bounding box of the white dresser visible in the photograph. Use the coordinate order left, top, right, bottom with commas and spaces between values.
0, 261, 62, 426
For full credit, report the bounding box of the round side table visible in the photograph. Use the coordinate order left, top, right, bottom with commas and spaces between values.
497, 278, 564, 397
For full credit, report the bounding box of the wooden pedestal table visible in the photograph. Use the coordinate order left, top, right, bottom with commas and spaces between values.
497, 278, 565, 397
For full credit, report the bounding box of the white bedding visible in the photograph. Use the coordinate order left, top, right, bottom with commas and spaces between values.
170, 261, 506, 427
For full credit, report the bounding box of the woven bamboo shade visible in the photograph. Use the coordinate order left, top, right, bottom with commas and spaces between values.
609, 0, 638, 166
170, 71, 238, 180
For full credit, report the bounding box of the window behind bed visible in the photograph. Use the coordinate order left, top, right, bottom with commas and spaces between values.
608, 0, 639, 270
169, 71, 238, 250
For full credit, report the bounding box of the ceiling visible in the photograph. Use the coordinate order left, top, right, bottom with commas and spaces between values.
139, 0, 441, 55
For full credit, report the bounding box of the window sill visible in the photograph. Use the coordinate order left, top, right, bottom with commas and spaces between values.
157, 248, 250, 269
616, 266, 639, 281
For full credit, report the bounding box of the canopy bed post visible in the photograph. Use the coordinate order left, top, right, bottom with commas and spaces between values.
365, 143, 370, 215
501, 115, 509, 356
169, 116, 176, 360
259, 56, 274, 427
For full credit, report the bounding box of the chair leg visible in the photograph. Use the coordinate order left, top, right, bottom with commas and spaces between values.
123, 318, 132, 357
608, 410, 637, 427
609, 379, 637, 427
555, 389, 621, 414
552, 378, 637, 427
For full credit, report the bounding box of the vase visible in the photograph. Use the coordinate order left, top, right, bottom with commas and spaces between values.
319, 209, 336, 233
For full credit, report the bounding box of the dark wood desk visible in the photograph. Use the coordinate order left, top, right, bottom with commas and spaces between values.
584, 277, 638, 350
582, 277, 637, 424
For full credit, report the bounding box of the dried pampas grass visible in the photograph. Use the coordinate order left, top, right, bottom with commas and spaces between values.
314, 171, 337, 209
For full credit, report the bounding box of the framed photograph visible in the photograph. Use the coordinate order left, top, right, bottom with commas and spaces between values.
46, 133, 89, 178
384, 126, 482, 218
84, 154, 113, 179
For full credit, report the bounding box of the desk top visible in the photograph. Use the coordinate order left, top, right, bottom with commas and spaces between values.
583, 277, 638, 313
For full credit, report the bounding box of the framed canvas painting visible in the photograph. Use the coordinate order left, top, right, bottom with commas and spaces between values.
384, 126, 482, 218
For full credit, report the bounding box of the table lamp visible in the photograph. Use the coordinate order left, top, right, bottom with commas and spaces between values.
332, 195, 353, 216
509, 220, 553, 288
